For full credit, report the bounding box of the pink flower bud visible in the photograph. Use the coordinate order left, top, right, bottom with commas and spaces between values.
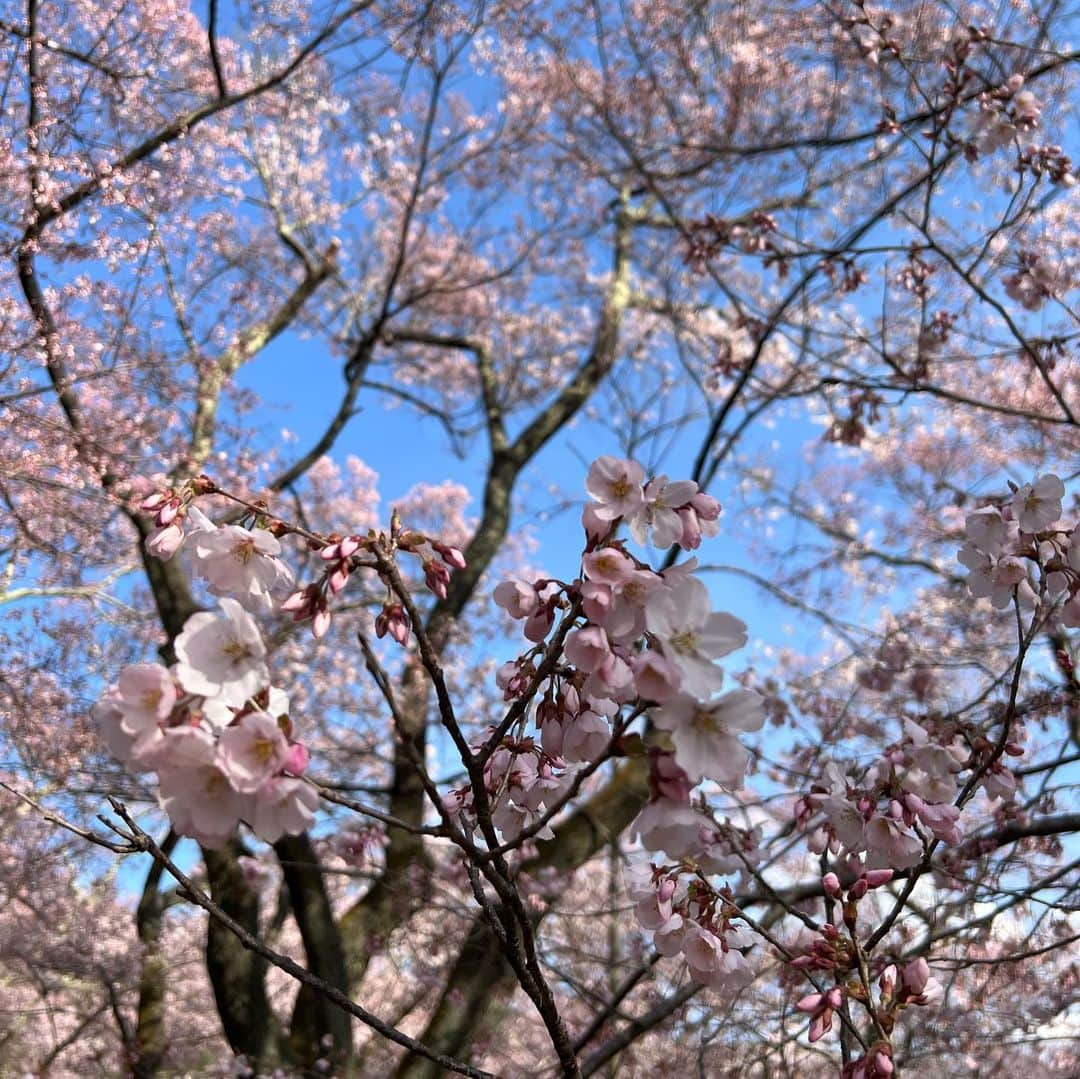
677, 507, 703, 550
425, 559, 451, 599
690, 491, 721, 520
523, 604, 554, 642
434, 542, 466, 569
822, 872, 842, 898
863, 869, 894, 888
284, 742, 309, 776
902, 957, 930, 995
796, 992, 824, 1014
146, 522, 186, 561
157, 497, 185, 526
328, 562, 350, 594
657, 878, 677, 903
849, 878, 868, 901
375, 603, 410, 645
312, 607, 332, 639
282, 592, 304, 612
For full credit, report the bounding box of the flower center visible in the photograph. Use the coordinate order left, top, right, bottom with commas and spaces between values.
223, 638, 253, 662
691, 706, 719, 734
232, 537, 257, 564
254, 737, 277, 764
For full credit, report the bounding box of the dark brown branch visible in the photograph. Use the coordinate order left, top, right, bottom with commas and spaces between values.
109, 807, 494, 1079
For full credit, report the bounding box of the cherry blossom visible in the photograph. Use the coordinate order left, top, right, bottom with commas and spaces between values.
218, 710, 291, 794
186, 507, 295, 612
158, 760, 248, 849
645, 576, 748, 698
173, 598, 269, 707
628, 475, 700, 548
115, 663, 176, 735
1011, 474, 1065, 533
651, 689, 764, 786
250, 777, 320, 843
584, 456, 645, 521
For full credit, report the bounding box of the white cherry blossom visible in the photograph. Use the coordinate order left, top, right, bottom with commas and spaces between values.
158, 750, 248, 849
646, 577, 747, 698
115, 663, 176, 735
187, 507, 294, 612
585, 456, 646, 521
652, 690, 764, 786
1011, 474, 1064, 533
174, 598, 269, 707
628, 476, 699, 549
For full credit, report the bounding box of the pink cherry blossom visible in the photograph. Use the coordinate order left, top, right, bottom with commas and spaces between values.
630, 650, 683, 702
158, 759, 248, 849
585, 456, 646, 521
865, 814, 923, 871
582, 547, 634, 586
145, 521, 187, 560
651, 690, 764, 786
561, 709, 611, 762
646, 577, 748, 698
218, 710, 290, 794
628, 476, 699, 549
493, 578, 540, 619
563, 625, 613, 674
115, 663, 176, 734
251, 777, 320, 843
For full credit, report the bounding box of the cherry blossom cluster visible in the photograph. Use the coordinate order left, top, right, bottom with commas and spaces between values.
795, 676, 1025, 883
484, 457, 760, 819
786, 873, 942, 1067
282, 523, 464, 641
958, 474, 1080, 620
470, 457, 767, 988
139, 476, 466, 640
827, 959, 941, 1077
624, 749, 766, 990
796, 719, 974, 876
1004, 252, 1067, 312
140, 481, 296, 611
625, 860, 755, 990
93, 598, 316, 847
443, 732, 573, 843
971, 74, 1042, 155
98, 476, 469, 848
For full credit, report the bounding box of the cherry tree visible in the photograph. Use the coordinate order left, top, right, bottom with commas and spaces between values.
1, 1, 1078, 1076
